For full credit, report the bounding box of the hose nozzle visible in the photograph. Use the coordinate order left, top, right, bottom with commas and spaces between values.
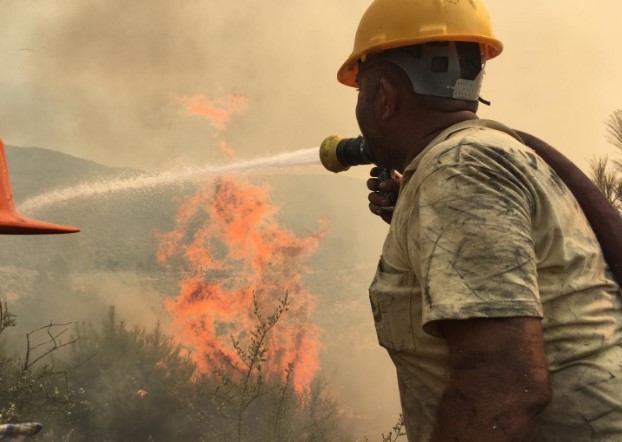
319, 135, 397, 212
319, 135, 373, 173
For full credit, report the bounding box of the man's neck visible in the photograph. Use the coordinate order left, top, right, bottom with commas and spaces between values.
399, 111, 478, 171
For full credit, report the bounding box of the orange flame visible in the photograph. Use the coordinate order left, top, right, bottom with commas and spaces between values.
179, 94, 246, 160
180, 94, 247, 132
158, 177, 328, 393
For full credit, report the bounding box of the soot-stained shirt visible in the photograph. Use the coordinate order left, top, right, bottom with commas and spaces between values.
369, 119, 622, 441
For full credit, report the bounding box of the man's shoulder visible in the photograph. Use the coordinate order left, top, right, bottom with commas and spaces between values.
435, 119, 524, 147
436, 119, 527, 155
407, 119, 529, 174
418, 122, 535, 173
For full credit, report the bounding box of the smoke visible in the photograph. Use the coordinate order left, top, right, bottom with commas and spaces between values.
1, 0, 620, 172
0, 0, 363, 170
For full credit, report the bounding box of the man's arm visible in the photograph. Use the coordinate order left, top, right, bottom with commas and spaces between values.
431, 317, 552, 442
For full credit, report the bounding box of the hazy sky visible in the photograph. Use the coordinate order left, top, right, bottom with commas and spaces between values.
0, 0, 621, 172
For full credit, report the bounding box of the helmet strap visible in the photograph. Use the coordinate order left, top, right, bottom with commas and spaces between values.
379, 42, 485, 102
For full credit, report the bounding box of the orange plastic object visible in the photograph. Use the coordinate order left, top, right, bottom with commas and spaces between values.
0, 138, 79, 234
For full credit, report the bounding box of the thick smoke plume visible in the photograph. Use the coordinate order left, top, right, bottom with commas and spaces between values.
0, 0, 359, 169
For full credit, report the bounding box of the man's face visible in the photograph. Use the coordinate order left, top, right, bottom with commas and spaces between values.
355, 62, 383, 165
354, 64, 374, 139
355, 61, 394, 169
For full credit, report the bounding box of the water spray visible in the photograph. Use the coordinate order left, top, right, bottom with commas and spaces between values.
19, 147, 320, 213
319, 135, 397, 210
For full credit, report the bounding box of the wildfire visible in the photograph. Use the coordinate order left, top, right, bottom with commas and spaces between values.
158, 176, 327, 393
164, 92, 327, 392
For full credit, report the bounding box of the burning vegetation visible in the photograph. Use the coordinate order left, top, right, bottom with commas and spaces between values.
0, 303, 347, 440
157, 176, 328, 394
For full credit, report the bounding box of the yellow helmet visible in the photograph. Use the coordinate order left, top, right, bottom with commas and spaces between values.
338, 0, 503, 87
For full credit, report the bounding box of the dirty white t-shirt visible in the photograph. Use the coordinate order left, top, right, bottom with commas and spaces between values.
369, 120, 622, 441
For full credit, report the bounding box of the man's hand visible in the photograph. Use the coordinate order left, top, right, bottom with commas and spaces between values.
366, 167, 401, 224
432, 317, 552, 441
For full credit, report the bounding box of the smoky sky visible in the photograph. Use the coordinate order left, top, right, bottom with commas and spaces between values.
1, 0, 622, 172
0, 0, 362, 170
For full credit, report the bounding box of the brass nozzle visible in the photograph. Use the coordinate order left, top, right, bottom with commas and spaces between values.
319, 135, 349, 173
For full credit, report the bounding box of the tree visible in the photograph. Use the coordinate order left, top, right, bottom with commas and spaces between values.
606, 109, 622, 152
590, 109, 622, 212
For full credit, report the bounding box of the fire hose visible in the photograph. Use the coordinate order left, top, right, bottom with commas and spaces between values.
319, 132, 622, 285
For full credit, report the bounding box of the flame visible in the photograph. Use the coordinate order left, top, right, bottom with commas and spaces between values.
180, 94, 248, 132
179, 94, 247, 161
158, 177, 328, 393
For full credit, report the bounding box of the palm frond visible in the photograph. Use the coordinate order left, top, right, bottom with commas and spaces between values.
605, 109, 622, 153
589, 155, 622, 213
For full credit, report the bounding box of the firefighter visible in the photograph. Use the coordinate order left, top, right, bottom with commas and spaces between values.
336, 0, 622, 440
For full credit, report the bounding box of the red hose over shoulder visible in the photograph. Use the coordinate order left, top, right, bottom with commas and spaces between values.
516, 130, 622, 285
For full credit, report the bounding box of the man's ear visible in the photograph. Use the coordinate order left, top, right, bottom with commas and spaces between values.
378, 77, 398, 120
